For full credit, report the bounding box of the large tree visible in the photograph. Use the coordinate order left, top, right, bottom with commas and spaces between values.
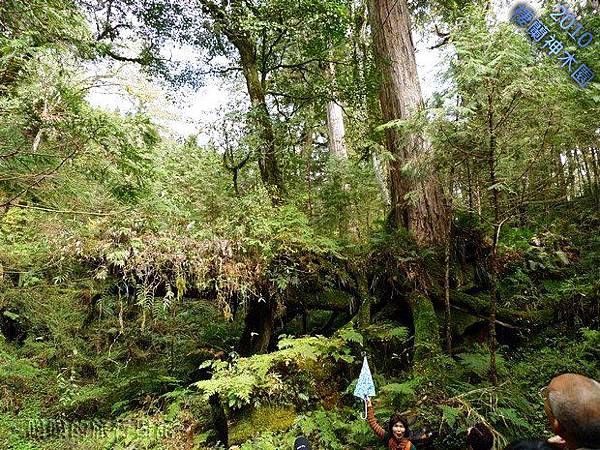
82, 0, 353, 207
367, 0, 456, 365
367, 0, 449, 246
198, 0, 285, 205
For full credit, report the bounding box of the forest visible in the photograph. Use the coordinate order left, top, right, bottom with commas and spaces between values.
1, 0, 599, 449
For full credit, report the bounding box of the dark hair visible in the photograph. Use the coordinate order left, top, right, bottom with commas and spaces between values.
294, 436, 311, 450
387, 414, 410, 437
467, 422, 494, 450
505, 440, 562, 450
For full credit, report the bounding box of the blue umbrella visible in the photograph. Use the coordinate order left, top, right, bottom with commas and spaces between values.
353, 356, 376, 419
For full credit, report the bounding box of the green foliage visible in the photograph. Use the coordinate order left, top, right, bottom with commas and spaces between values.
457, 346, 507, 379
296, 409, 353, 450
364, 322, 409, 343
380, 376, 423, 402
581, 327, 600, 356
194, 330, 357, 410
1, 1, 599, 450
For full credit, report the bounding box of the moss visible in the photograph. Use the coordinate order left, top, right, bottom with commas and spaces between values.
451, 290, 553, 326
436, 308, 479, 337
229, 405, 296, 444
357, 271, 371, 329
409, 292, 442, 367
300, 289, 354, 311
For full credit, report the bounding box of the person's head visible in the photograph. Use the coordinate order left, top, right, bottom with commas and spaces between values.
467, 422, 494, 450
294, 436, 311, 450
387, 414, 409, 440
505, 440, 561, 450
544, 373, 600, 449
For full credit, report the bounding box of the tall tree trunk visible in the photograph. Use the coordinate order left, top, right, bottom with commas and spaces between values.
444, 228, 452, 354
368, 0, 448, 365
352, 0, 391, 206
409, 291, 442, 365
573, 148, 586, 197
200, 0, 285, 205
304, 128, 314, 219
357, 270, 371, 329
326, 100, 348, 159
325, 62, 348, 160
373, 153, 391, 206
486, 91, 500, 386
578, 147, 594, 196
209, 394, 228, 447
566, 149, 576, 199
591, 147, 600, 206
237, 43, 285, 205
232, 37, 283, 356
367, 0, 448, 246
444, 169, 455, 354
476, 177, 483, 217
466, 161, 474, 212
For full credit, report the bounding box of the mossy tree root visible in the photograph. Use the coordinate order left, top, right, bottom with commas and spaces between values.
408, 291, 442, 366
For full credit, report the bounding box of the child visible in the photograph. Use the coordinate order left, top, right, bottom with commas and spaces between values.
366, 398, 417, 450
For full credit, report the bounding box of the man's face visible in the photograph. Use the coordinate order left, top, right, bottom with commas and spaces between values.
392, 421, 406, 439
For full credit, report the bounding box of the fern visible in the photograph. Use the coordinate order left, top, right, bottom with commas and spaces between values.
440, 405, 461, 428
457, 348, 506, 378
364, 322, 409, 343
380, 376, 423, 401
194, 331, 358, 410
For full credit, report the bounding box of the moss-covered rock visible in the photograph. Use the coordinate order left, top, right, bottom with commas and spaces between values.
228, 405, 296, 444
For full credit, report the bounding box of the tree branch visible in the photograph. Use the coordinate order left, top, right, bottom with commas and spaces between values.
494, 91, 521, 131
429, 35, 450, 49
103, 48, 147, 64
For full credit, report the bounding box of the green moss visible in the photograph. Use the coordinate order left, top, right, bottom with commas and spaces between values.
301, 290, 354, 311
439, 308, 480, 336
451, 290, 553, 326
409, 292, 442, 367
229, 405, 296, 444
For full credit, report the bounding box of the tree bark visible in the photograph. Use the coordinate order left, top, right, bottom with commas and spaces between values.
209, 393, 228, 447
367, 0, 448, 246
357, 270, 371, 329
200, 0, 285, 205
486, 91, 500, 386
352, 0, 391, 206
590, 147, 600, 206
578, 147, 594, 197
444, 208, 453, 354
373, 153, 391, 206
368, 0, 449, 365
237, 42, 285, 204
466, 160, 474, 212
325, 62, 348, 160
237, 294, 276, 356
326, 100, 348, 159
409, 291, 442, 366
303, 128, 314, 218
